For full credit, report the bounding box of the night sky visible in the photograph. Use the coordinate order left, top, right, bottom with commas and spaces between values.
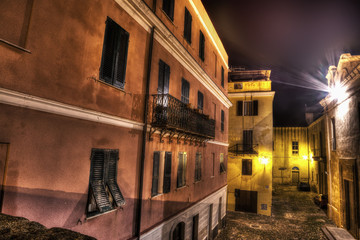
202, 0, 360, 126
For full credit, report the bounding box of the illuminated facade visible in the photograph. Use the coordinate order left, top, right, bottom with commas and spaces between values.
0, 0, 230, 239
227, 70, 274, 216
320, 53, 360, 238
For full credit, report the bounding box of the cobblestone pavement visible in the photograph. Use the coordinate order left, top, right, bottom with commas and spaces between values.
216, 185, 336, 240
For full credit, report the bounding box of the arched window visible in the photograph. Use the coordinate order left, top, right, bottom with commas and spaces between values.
172, 222, 185, 240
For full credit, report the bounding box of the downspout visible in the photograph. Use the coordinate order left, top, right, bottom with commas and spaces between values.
136, 26, 155, 239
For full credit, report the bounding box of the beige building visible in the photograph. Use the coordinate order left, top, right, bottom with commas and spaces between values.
227, 70, 274, 216
320, 53, 360, 238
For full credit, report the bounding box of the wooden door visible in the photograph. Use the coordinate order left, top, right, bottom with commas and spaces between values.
235, 189, 257, 213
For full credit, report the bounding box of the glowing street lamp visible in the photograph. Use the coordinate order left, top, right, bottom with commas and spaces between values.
329, 85, 346, 102
260, 156, 269, 165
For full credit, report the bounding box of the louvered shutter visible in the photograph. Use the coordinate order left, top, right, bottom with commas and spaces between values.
106, 150, 125, 207
164, 63, 170, 94
158, 61, 165, 94
184, 8, 192, 43
221, 110, 224, 131
90, 149, 112, 212
114, 30, 129, 89
237, 101, 243, 116
163, 152, 172, 193
177, 153, 184, 187
181, 79, 190, 104
253, 100, 258, 116
100, 18, 117, 85
197, 91, 203, 110
199, 31, 205, 61
169, 0, 174, 20
151, 152, 160, 196
221, 67, 224, 87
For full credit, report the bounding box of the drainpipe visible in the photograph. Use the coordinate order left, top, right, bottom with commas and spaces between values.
136, 26, 155, 239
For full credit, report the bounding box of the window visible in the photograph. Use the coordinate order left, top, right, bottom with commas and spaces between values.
177, 152, 187, 188
184, 8, 192, 44
194, 152, 202, 182
199, 30, 205, 61
243, 130, 253, 151
221, 110, 225, 132
100, 17, 129, 89
181, 78, 190, 104
292, 141, 299, 155
237, 101, 258, 116
158, 60, 170, 94
151, 152, 172, 196
220, 153, 226, 173
162, 0, 174, 21
214, 53, 217, 77
87, 149, 125, 217
242, 159, 252, 175
197, 91, 203, 111
331, 118, 336, 150
151, 152, 160, 197
221, 66, 224, 87
192, 214, 199, 240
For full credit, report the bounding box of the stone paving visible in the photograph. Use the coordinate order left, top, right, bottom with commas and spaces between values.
216, 185, 336, 240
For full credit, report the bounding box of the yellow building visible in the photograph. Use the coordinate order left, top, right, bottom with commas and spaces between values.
273, 126, 320, 190
227, 69, 274, 216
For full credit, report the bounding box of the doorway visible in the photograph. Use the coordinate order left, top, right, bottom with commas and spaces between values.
292, 167, 299, 185
235, 189, 257, 213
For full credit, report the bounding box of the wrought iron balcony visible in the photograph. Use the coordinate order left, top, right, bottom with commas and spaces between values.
228, 144, 258, 155
150, 94, 215, 140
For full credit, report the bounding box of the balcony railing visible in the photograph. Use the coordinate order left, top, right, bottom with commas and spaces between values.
151, 94, 215, 139
228, 144, 258, 155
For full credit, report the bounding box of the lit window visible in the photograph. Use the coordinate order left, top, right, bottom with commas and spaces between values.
177, 152, 187, 188
292, 141, 299, 155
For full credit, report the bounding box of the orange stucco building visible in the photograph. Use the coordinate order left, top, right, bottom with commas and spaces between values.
0, 0, 231, 239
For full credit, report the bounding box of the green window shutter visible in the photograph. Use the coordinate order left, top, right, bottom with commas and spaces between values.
163, 152, 172, 193
237, 101, 243, 116
151, 152, 160, 196
90, 149, 112, 212
253, 100, 258, 116
106, 150, 125, 207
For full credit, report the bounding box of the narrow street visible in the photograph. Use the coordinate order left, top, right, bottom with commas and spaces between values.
216, 185, 336, 240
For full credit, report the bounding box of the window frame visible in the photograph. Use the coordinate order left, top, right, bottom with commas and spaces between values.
87, 148, 125, 218
181, 78, 190, 104
184, 7, 192, 44
177, 152, 187, 188
221, 66, 224, 87
162, 0, 174, 21
292, 141, 299, 155
220, 153, 226, 173
242, 159, 252, 175
197, 91, 204, 111
99, 17, 129, 90
199, 30, 205, 61
221, 110, 225, 132
194, 152, 202, 182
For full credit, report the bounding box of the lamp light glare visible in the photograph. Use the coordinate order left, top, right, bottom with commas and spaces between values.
303, 155, 308, 160
260, 157, 269, 165
329, 85, 346, 102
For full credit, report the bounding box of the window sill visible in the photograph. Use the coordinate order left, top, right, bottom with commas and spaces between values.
210, 176, 215, 178
93, 77, 128, 94
161, 10, 175, 24
86, 208, 118, 221
150, 193, 164, 199
0, 38, 31, 53
175, 185, 187, 191
194, 180, 202, 184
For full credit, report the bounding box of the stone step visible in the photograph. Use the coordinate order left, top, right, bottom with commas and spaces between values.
321, 226, 355, 240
